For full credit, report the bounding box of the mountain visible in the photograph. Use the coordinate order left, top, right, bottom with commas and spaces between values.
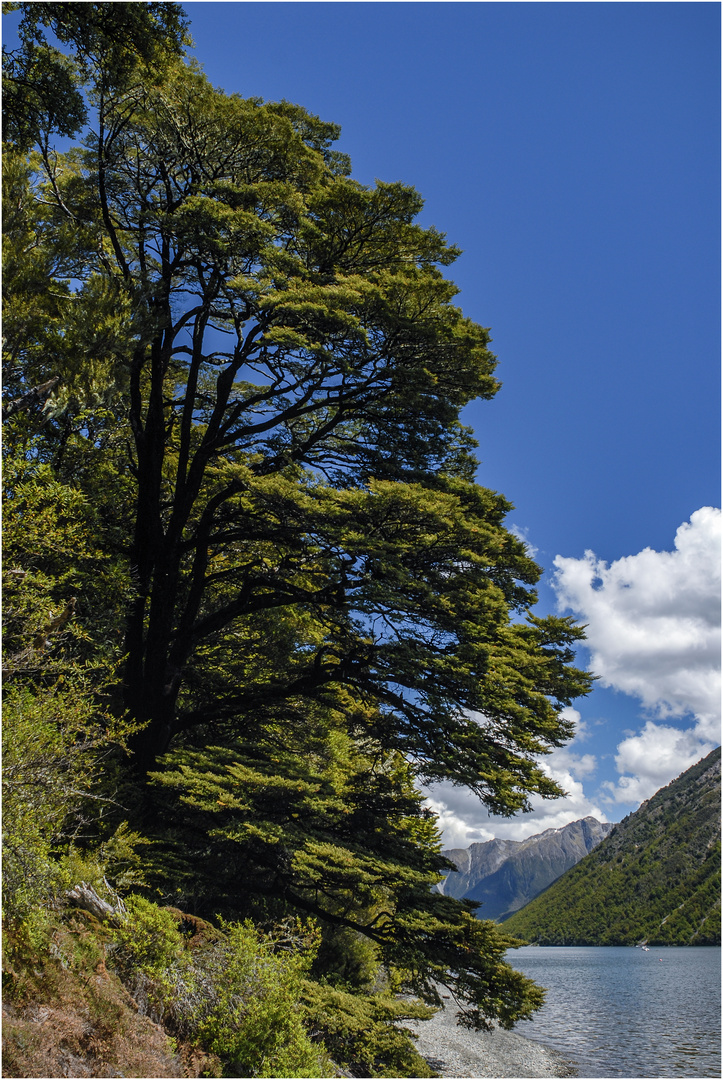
503, 747, 721, 945
439, 817, 614, 921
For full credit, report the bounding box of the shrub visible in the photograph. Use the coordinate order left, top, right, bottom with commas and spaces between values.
111, 895, 186, 979
191, 920, 331, 1078
2, 686, 93, 918
301, 980, 436, 1078
110, 903, 332, 1077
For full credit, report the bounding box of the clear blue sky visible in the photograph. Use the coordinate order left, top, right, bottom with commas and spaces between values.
183, 2, 720, 841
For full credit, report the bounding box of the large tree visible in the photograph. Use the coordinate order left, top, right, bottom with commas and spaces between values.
7, 46, 590, 791
3, 2, 593, 1042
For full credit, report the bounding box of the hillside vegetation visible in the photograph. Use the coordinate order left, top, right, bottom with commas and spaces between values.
503, 748, 721, 946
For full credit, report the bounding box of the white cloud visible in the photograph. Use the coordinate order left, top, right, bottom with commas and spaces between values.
425, 708, 609, 847
509, 523, 539, 559
427, 511, 721, 847
552, 507, 721, 805
602, 721, 717, 805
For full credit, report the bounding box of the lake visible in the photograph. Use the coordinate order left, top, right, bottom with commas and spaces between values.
507, 945, 721, 1078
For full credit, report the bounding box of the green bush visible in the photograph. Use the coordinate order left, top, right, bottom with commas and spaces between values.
110, 904, 331, 1077
192, 920, 331, 1078
111, 895, 186, 979
300, 980, 436, 1078
2, 686, 94, 918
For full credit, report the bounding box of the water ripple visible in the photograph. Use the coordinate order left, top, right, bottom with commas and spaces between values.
508, 946, 721, 1078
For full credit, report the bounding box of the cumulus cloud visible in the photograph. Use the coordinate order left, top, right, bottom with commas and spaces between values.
426, 511, 720, 845
552, 507, 721, 804
602, 720, 717, 805
425, 708, 609, 847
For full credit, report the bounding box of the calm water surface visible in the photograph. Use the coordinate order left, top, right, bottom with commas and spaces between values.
508, 946, 721, 1078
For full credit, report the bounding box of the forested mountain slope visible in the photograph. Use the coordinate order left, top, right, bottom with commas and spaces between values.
440, 817, 613, 920
503, 747, 721, 945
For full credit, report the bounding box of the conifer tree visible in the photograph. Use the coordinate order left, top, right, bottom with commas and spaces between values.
3, 1, 593, 1037
6, 42, 590, 785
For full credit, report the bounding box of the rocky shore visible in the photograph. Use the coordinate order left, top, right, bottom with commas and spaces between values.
406, 1004, 578, 1078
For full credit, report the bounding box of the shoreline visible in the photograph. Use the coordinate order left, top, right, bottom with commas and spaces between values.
406, 1006, 578, 1078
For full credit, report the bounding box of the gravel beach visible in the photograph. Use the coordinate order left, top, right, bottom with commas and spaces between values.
405, 1003, 578, 1078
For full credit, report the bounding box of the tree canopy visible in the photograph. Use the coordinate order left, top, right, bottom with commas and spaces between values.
3, 3, 593, 1071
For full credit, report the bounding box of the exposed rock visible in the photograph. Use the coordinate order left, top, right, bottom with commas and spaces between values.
439, 817, 614, 920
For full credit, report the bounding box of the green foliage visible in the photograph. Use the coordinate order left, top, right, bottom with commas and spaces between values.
2, 9, 598, 1071
300, 980, 437, 1078
110, 902, 331, 1078
2, 149, 137, 419
111, 895, 184, 980
504, 748, 721, 946
1, 421, 142, 926
75, 821, 152, 895
2, 419, 140, 921
1, 681, 150, 930
191, 921, 329, 1079
2, 387, 135, 700
146, 717, 544, 1033
3, 2, 190, 150
2, 48, 593, 785
2, 685, 98, 917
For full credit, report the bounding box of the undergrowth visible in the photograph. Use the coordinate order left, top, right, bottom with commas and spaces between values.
3, 895, 438, 1078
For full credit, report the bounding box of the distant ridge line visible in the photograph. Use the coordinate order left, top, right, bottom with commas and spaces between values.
503, 747, 721, 945
439, 816, 614, 921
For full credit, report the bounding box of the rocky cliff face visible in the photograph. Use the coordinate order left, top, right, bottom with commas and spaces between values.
439, 817, 614, 921
503, 747, 721, 945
